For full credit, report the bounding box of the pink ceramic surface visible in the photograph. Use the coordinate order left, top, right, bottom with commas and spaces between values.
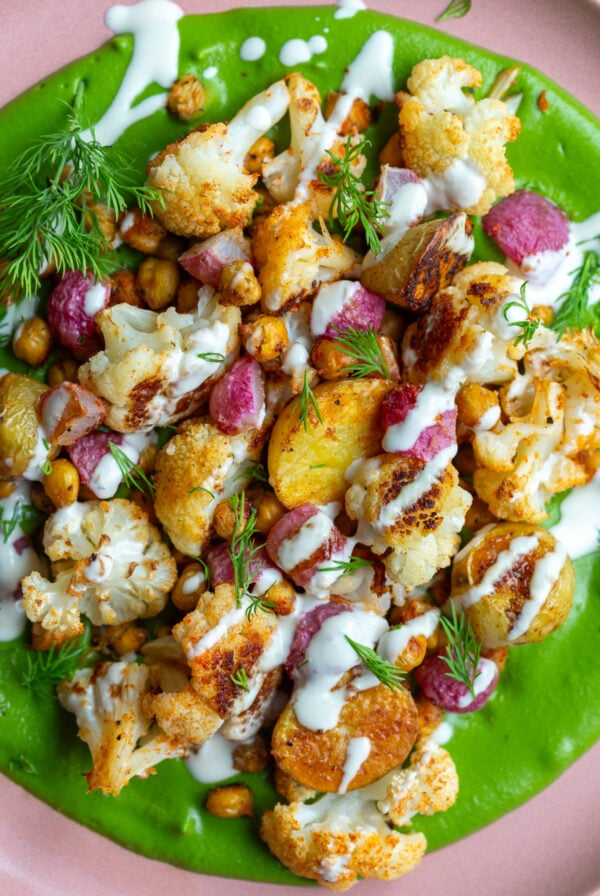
1, 2, 599, 895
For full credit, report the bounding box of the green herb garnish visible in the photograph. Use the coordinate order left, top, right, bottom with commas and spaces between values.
437, 0, 472, 22
293, 370, 323, 431
227, 491, 268, 617
188, 485, 215, 498
197, 352, 226, 363
502, 283, 540, 348
551, 248, 600, 338
233, 460, 268, 484
108, 441, 155, 495
332, 325, 391, 379
21, 635, 91, 703
319, 556, 372, 576
345, 636, 406, 691
439, 602, 482, 698
0, 84, 162, 300
319, 135, 388, 254
230, 667, 250, 692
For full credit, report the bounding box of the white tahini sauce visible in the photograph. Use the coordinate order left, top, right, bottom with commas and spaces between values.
508, 542, 567, 641
338, 736, 371, 794
457, 657, 497, 708
334, 0, 367, 19
279, 35, 328, 67
88, 430, 156, 499
550, 469, 600, 559
376, 444, 457, 531
89, 0, 184, 145
185, 731, 237, 783
240, 36, 266, 62
0, 483, 46, 641
382, 382, 455, 454
377, 608, 440, 663
453, 534, 540, 610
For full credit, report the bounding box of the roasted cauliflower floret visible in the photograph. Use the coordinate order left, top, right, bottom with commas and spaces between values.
345, 451, 472, 590
146, 79, 289, 237
260, 740, 458, 891
397, 56, 520, 215
78, 292, 240, 432
153, 420, 265, 555
21, 499, 176, 638
57, 660, 188, 795
402, 262, 535, 388
253, 201, 362, 314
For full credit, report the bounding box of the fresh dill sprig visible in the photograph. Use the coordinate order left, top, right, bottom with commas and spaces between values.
188, 485, 215, 498
227, 491, 269, 617
0, 85, 163, 299
319, 135, 388, 254
21, 635, 91, 703
197, 352, 226, 363
230, 667, 250, 692
502, 283, 540, 349
233, 460, 269, 484
293, 370, 323, 431
108, 441, 155, 496
437, 0, 472, 22
0, 500, 43, 542
318, 556, 372, 576
331, 325, 391, 379
551, 247, 600, 338
439, 602, 482, 698
345, 636, 406, 691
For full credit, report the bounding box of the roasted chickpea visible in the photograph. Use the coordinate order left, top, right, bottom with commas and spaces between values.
232, 736, 269, 773
0, 480, 15, 499
109, 269, 143, 307
323, 93, 372, 133
205, 784, 253, 819
176, 278, 200, 314
264, 579, 296, 616
253, 491, 286, 535
219, 260, 261, 307
414, 694, 444, 741
104, 622, 148, 656
120, 208, 167, 254
450, 522, 575, 647
166, 74, 205, 121
47, 358, 78, 387
84, 200, 117, 243
172, 562, 208, 613
240, 315, 289, 363
137, 257, 180, 310
43, 458, 80, 508
310, 337, 354, 381
12, 316, 52, 367
244, 135, 275, 174
213, 499, 238, 540
456, 383, 500, 431
156, 233, 187, 262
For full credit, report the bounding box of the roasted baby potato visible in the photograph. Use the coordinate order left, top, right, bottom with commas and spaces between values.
0, 372, 48, 478
267, 377, 395, 508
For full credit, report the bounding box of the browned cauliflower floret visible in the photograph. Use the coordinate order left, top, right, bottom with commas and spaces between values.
253, 201, 362, 314
57, 661, 188, 795
21, 499, 176, 639
146, 80, 289, 237
345, 451, 472, 590
397, 56, 520, 215
78, 292, 240, 432
260, 740, 458, 891
402, 262, 534, 388
472, 328, 600, 521
153, 420, 265, 555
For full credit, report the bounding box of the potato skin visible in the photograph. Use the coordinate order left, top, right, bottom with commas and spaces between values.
0, 373, 48, 477
268, 378, 395, 508
272, 682, 418, 793
450, 522, 575, 647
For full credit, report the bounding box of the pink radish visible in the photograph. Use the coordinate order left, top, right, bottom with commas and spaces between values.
482, 190, 569, 267
179, 228, 251, 286
310, 280, 386, 338
380, 384, 457, 462
209, 355, 266, 434
47, 271, 109, 349
38, 382, 108, 446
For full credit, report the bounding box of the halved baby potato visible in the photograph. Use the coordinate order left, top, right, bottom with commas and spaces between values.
268, 377, 394, 508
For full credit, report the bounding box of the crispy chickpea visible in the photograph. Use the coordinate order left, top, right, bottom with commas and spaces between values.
0, 479, 15, 499
85, 201, 117, 243
137, 257, 180, 310
219, 260, 261, 307
253, 491, 286, 535
29, 481, 55, 515
265, 579, 296, 616
378, 335, 401, 382
213, 499, 240, 540
172, 562, 208, 613
166, 74, 205, 122
109, 269, 143, 307
244, 135, 275, 174
43, 459, 79, 508
532, 304, 553, 326
205, 784, 253, 819
379, 131, 403, 167
47, 357, 78, 387
104, 622, 148, 656
31, 622, 73, 651
240, 315, 289, 363
12, 316, 52, 368
176, 278, 200, 314
156, 233, 187, 262
120, 208, 167, 254
232, 736, 269, 773
323, 93, 372, 133
310, 337, 354, 380
414, 694, 444, 741
456, 383, 500, 431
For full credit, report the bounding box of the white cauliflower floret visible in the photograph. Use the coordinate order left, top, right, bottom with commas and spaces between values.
253, 201, 362, 314
153, 419, 266, 555
402, 262, 535, 388
21, 499, 176, 638
260, 741, 458, 891
397, 56, 520, 215
262, 73, 367, 218
57, 661, 188, 795
345, 451, 471, 590
146, 79, 289, 237
473, 329, 600, 521
78, 291, 240, 432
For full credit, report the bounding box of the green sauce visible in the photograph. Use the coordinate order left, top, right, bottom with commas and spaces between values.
0, 5, 599, 885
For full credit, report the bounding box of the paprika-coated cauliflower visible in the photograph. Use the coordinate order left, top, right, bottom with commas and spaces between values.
21, 499, 176, 638
397, 56, 520, 216
146, 79, 289, 238
253, 201, 362, 314
345, 451, 472, 590
57, 660, 188, 795
78, 291, 240, 432
153, 420, 266, 555
260, 740, 458, 891
402, 262, 534, 388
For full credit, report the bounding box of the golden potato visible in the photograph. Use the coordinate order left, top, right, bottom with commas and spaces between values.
272, 682, 418, 793
268, 378, 394, 508
450, 522, 575, 647
0, 372, 48, 478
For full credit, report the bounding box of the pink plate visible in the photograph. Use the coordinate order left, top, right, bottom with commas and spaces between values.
1, 2, 600, 895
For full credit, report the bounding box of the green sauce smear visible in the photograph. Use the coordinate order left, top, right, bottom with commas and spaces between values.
0, 5, 599, 885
